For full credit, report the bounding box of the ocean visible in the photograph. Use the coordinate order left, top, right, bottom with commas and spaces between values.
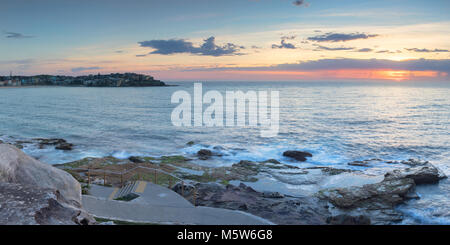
0, 81, 449, 224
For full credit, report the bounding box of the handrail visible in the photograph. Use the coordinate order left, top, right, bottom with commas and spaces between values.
62, 165, 184, 182
62, 166, 197, 206
61, 165, 196, 205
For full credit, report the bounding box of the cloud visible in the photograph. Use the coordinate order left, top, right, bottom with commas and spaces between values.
272, 36, 297, 49
292, 0, 309, 7
136, 54, 147, 57
308, 32, 378, 42
355, 48, 373, 52
138, 36, 244, 57
376, 50, 401, 54
281, 35, 296, 40
3, 31, 34, 39
313, 44, 354, 51
405, 48, 449, 53
71, 66, 102, 72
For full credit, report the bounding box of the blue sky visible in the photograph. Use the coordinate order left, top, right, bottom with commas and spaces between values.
1, 0, 450, 81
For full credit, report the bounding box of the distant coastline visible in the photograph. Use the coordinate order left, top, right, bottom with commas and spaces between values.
0, 73, 169, 87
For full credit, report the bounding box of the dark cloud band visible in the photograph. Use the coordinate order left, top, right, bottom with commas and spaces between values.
71, 66, 102, 72
186, 58, 450, 74
308, 32, 378, 42
3, 31, 34, 39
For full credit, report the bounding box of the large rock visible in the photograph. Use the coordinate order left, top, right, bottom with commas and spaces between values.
384, 163, 446, 184
319, 178, 416, 209
0, 144, 95, 225
283, 150, 312, 162
318, 162, 447, 224
0, 144, 81, 206
0, 182, 93, 225
197, 149, 213, 160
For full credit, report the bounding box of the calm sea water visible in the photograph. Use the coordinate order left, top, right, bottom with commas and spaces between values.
0, 81, 449, 224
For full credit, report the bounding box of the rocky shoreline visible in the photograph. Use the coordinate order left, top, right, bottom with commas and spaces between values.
0, 137, 447, 225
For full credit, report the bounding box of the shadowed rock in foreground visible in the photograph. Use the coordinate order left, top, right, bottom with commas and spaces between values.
172, 182, 331, 225
0, 144, 95, 225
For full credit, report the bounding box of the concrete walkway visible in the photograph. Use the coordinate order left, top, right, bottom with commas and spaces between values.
84, 182, 274, 225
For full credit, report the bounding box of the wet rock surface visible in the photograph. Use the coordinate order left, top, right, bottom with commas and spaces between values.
283, 150, 313, 162
384, 162, 446, 184
173, 182, 331, 225
318, 162, 447, 224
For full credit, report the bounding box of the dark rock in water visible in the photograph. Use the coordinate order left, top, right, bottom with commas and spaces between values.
283, 150, 312, 162
34, 138, 74, 151
55, 142, 74, 151
186, 141, 195, 146
348, 160, 370, 167
384, 163, 447, 184
173, 182, 330, 225
128, 156, 144, 163
197, 149, 213, 160
327, 214, 371, 225
262, 159, 281, 164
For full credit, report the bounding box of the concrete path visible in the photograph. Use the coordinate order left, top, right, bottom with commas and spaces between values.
84, 182, 274, 225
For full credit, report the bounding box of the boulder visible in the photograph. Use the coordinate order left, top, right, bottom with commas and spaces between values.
197, 149, 213, 160
283, 150, 312, 162
128, 156, 144, 163
384, 163, 447, 184
0, 144, 81, 206
318, 162, 446, 224
0, 144, 95, 225
0, 182, 94, 225
319, 178, 416, 209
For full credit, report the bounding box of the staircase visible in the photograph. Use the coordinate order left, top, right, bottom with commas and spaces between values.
114, 181, 137, 199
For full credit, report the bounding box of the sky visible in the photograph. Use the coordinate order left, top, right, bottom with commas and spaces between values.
1, 0, 450, 81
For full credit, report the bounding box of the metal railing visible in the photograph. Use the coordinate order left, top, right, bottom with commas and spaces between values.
65, 165, 198, 206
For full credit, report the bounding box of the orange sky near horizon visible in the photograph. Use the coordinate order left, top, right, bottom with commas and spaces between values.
143, 69, 446, 82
